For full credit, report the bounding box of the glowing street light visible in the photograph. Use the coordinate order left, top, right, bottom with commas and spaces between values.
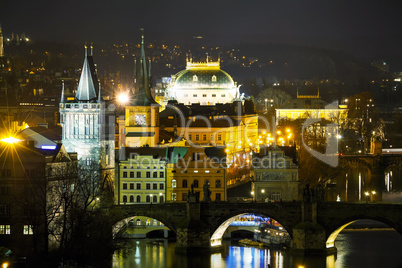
1, 137, 20, 144
117, 92, 130, 104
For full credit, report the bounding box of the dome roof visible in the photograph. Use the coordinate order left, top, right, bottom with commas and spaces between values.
172, 61, 235, 90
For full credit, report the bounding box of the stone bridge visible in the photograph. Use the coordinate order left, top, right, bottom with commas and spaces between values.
340, 153, 402, 200
112, 201, 402, 255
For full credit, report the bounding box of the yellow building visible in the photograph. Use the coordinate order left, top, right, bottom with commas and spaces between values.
118, 147, 167, 204
166, 147, 226, 202
275, 91, 347, 125
120, 31, 160, 148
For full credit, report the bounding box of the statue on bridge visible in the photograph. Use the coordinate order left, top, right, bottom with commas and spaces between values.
203, 181, 212, 202
188, 183, 200, 203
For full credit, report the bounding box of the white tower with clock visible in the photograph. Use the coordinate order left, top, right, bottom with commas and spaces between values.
124, 30, 160, 147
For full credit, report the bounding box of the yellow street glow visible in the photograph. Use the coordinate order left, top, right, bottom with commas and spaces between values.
1, 137, 21, 144
117, 92, 129, 104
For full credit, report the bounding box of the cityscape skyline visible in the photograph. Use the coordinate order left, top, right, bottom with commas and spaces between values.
1, 0, 402, 57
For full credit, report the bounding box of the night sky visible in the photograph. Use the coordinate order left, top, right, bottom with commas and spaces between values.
2, 0, 402, 56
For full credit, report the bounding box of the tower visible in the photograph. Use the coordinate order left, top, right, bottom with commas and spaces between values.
59, 46, 115, 193
124, 29, 160, 147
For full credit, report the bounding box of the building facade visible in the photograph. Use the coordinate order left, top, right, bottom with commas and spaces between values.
166, 147, 226, 202
252, 146, 299, 201
166, 59, 241, 105
59, 48, 115, 192
118, 147, 167, 204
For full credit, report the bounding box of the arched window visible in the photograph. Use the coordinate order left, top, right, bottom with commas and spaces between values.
160, 195, 164, 203
153, 195, 158, 203
146, 195, 151, 203
193, 75, 198, 82
212, 75, 217, 82
172, 179, 177, 188
153, 219, 158, 226
146, 219, 151, 226
129, 195, 134, 203
216, 179, 221, 188
193, 179, 199, 188
183, 179, 188, 188
136, 219, 141, 225
123, 195, 127, 203
136, 195, 141, 203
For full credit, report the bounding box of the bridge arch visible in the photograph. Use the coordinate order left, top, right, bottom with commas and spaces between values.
210, 210, 292, 247
112, 215, 174, 238
326, 217, 402, 249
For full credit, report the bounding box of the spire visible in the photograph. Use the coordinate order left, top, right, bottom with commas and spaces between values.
98, 81, 102, 103
140, 28, 149, 91
75, 45, 98, 102
148, 58, 152, 88
131, 29, 158, 106
61, 80, 65, 103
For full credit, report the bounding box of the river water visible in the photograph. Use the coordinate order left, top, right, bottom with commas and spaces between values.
112, 230, 402, 268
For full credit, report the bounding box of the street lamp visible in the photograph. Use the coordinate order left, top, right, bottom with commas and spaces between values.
265, 99, 268, 111
251, 191, 254, 202
365, 191, 369, 203
117, 91, 130, 105
150, 194, 153, 204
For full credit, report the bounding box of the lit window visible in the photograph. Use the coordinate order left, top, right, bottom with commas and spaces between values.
172, 179, 177, 188
171, 193, 177, 201
0, 225, 10, 235
212, 75, 217, 82
193, 75, 198, 81
23, 225, 33, 235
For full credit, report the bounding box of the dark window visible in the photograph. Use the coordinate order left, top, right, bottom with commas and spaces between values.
193, 179, 199, 188
146, 172, 151, 178
130, 172, 134, 178
182, 193, 188, 201
159, 195, 164, 203
123, 171, 127, 178
146, 196, 151, 202
153, 183, 157, 190
216, 193, 221, 201
123, 183, 127, 190
153, 195, 158, 203
129, 195, 134, 202
183, 180, 188, 188
123, 195, 127, 203
159, 183, 164, 190
146, 183, 151, 190
137, 171, 141, 178
136, 183, 141, 190
130, 183, 134, 190
160, 172, 164, 178
153, 172, 157, 178
216, 179, 221, 188
203, 134, 206, 140
136, 195, 141, 202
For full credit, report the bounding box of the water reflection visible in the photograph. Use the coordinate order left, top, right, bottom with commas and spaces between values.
112, 230, 402, 268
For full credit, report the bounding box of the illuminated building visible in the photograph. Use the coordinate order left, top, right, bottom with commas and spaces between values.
166, 146, 226, 202
118, 147, 166, 204
166, 57, 241, 105
0, 141, 77, 258
275, 90, 347, 124
252, 146, 299, 201
18, 126, 61, 149
59, 47, 115, 190
120, 31, 160, 148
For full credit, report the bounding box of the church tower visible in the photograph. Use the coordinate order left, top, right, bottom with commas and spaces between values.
0, 24, 4, 57
59, 46, 115, 192
124, 29, 160, 147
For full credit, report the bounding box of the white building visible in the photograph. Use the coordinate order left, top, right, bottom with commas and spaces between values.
166, 59, 241, 105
